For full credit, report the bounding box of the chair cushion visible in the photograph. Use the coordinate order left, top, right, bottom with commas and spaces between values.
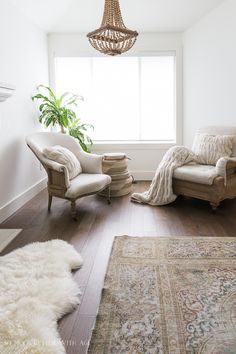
173, 163, 218, 185
192, 134, 234, 165
65, 173, 111, 199
43, 145, 82, 180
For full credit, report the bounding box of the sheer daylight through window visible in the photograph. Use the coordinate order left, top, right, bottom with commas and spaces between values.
55, 55, 176, 142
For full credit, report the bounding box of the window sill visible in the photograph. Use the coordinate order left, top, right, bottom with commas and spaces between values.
92, 140, 176, 151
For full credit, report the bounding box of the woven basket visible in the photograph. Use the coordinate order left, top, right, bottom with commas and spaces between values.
100, 153, 132, 197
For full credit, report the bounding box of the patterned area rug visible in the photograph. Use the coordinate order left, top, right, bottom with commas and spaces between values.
88, 236, 236, 354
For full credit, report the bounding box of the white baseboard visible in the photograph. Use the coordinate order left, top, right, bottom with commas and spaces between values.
0, 178, 47, 224
131, 171, 155, 181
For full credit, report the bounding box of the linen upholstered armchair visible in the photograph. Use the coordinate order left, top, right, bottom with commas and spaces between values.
172, 126, 236, 210
26, 132, 111, 219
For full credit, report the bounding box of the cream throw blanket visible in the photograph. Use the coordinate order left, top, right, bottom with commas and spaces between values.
131, 146, 197, 206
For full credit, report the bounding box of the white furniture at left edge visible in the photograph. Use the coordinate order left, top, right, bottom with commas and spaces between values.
0, 229, 22, 253
26, 132, 112, 219
0, 82, 16, 102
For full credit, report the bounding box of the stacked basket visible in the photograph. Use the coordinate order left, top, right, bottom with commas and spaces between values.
100, 153, 133, 197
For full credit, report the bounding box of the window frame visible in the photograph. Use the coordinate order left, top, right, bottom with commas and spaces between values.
50, 50, 182, 150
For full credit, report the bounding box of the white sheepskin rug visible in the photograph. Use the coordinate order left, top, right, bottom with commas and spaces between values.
0, 239, 83, 354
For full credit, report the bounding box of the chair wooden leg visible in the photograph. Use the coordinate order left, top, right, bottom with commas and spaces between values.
210, 202, 220, 213
71, 200, 77, 220
48, 195, 52, 212
107, 186, 111, 205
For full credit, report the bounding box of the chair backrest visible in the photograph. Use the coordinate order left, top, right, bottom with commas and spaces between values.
26, 132, 82, 165
194, 126, 236, 157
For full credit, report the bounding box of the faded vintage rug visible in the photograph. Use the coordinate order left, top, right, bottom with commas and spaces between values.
88, 236, 236, 354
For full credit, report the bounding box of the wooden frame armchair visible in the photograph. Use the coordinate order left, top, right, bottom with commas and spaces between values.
173, 126, 236, 210
26, 132, 111, 219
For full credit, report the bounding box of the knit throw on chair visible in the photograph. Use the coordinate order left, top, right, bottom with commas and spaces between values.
131, 146, 197, 206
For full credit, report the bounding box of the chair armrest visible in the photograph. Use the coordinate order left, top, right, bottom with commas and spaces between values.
26, 142, 70, 189
216, 157, 236, 184
225, 157, 236, 170
78, 150, 103, 174
43, 160, 70, 189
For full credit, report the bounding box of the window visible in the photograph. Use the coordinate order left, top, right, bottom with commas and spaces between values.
55, 55, 176, 142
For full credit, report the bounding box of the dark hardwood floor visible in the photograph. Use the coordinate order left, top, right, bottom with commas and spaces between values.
1, 181, 236, 353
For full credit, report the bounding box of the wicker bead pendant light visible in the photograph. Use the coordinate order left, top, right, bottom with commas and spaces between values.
87, 0, 138, 56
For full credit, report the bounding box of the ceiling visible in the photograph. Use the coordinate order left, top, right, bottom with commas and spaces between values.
9, 0, 224, 33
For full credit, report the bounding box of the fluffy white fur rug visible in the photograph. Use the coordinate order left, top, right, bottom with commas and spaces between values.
0, 239, 83, 354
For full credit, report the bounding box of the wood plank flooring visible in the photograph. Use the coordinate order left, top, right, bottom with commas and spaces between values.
1, 182, 236, 354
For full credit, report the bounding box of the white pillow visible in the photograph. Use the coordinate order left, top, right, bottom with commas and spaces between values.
192, 133, 233, 165
43, 145, 82, 179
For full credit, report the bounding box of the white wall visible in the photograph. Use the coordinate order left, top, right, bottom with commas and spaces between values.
48, 32, 183, 180
183, 0, 236, 147
0, 1, 49, 222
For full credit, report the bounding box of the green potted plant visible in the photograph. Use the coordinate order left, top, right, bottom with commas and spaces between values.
32, 85, 93, 152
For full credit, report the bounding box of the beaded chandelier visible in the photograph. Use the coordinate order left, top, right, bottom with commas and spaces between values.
87, 0, 138, 56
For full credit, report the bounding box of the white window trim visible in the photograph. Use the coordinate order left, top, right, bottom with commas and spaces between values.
93, 141, 176, 151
